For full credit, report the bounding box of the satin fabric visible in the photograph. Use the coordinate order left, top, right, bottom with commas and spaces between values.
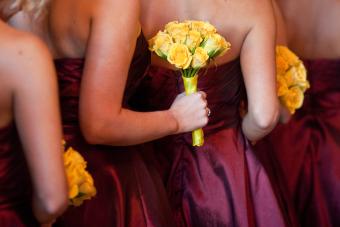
54, 36, 173, 227
0, 123, 39, 226
254, 59, 340, 227
133, 59, 287, 227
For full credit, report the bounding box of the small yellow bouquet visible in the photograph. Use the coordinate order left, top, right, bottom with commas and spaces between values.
276, 46, 310, 114
63, 141, 96, 206
148, 20, 231, 146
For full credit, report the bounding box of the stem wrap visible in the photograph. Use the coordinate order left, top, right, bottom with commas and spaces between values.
182, 74, 204, 146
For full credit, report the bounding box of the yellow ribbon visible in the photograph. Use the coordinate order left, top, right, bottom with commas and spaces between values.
182, 74, 204, 146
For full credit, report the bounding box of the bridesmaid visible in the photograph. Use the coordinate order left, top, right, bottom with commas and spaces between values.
132, 0, 289, 226
0, 2, 68, 226
8, 0, 209, 226
255, 0, 340, 226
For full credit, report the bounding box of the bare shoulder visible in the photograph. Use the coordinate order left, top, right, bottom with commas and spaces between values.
0, 25, 55, 126
92, 0, 140, 15
0, 27, 53, 82
236, 0, 275, 29
90, 0, 141, 40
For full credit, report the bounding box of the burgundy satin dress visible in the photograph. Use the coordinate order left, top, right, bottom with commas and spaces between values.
133, 59, 287, 227
254, 59, 340, 227
0, 123, 39, 226
54, 36, 173, 227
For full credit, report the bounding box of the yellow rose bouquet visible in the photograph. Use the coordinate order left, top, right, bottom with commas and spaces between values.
62, 141, 96, 206
276, 45, 310, 114
148, 20, 231, 146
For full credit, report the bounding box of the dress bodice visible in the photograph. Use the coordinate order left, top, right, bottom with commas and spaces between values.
53, 35, 175, 227
0, 123, 37, 226
0, 123, 31, 209
134, 59, 246, 136
136, 59, 287, 227
253, 58, 340, 227
300, 59, 340, 115
54, 35, 150, 124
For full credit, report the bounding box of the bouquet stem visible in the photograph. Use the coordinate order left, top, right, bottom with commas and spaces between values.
182, 74, 204, 146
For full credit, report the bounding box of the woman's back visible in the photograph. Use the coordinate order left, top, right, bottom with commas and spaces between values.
141, 0, 269, 65
0, 19, 67, 226
134, 1, 290, 226
0, 24, 36, 227
278, 0, 340, 58
9, 1, 178, 226
254, 1, 340, 226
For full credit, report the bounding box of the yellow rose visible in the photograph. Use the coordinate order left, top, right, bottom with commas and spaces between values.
283, 63, 307, 87
281, 86, 304, 114
276, 46, 308, 82
79, 182, 94, 196
275, 46, 309, 111
84, 185, 96, 197
277, 75, 289, 97
165, 21, 190, 39
63, 146, 96, 206
70, 175, 96, 207
202, 34, 230, 58
167, 43, 192, 69
276, 46, 299, 65
186, 20, 217, 36
68, 184, 79, 199
191, 47, 209, 68
173, 34, 187, 44
64, 147, 86, 167
185, 30, 203, 51
297, 80, 310, 92
70, 197, 84, 207
217, 37, 231, 57
276, 55, 290, 75
67, 169, 83, 187
294, 62, 308, 83
148, 31, 173, 58
82, 172, 96, 195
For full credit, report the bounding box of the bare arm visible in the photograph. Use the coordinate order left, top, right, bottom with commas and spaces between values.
272, 0, 292, 123
79, 0, 207, 146
240, 0, 279, 141
7, 34, 68, 224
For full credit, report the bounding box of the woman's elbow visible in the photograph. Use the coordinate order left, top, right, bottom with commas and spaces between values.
81, 122, 107, 145
43, 194, 68, 218
252, 104, 279, 132
34, 191, 68, 223
80, 117, 120, 145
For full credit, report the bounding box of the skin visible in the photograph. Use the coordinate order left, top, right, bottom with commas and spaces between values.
9, 0, 209, 146
140, 0, 279, 141
0, 19, 68, 225
272, 0, 340, 123
9, 0, 280, 142
276, 0, 340, 58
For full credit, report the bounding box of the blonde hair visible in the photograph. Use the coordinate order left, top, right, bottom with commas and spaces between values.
10, 0, 49, 19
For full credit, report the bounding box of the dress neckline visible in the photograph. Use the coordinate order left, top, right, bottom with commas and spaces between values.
302, 58, 340, 63
149, 58, 240, 71
54, 58, 84, 63
54, 33, 147, 63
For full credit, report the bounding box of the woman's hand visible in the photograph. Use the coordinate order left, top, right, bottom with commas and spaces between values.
169, 91, 209, 134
